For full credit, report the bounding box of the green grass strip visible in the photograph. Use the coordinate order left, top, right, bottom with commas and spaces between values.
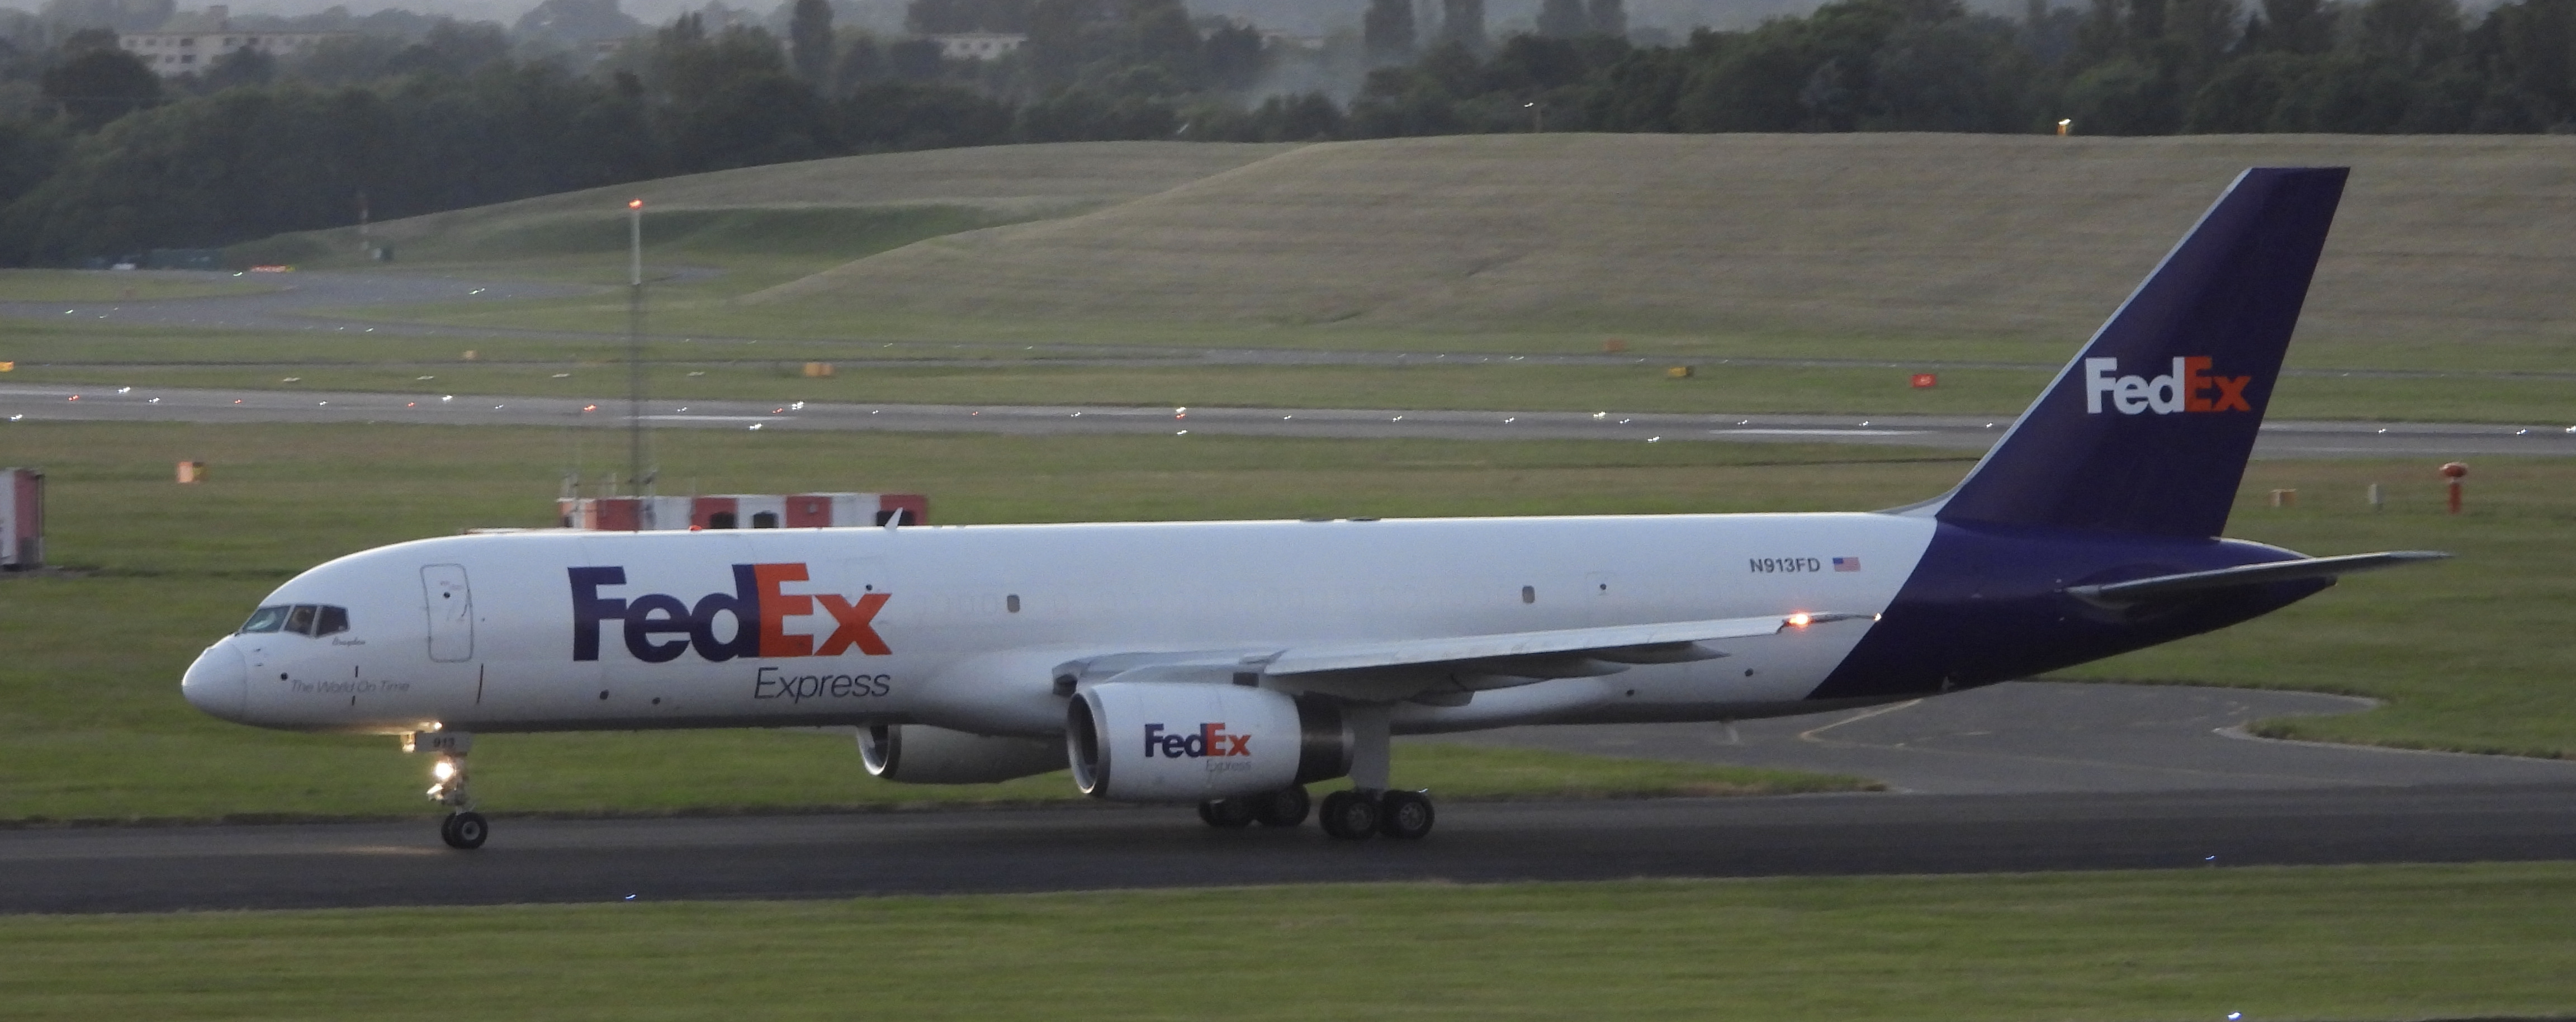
1, 863, 2570, 1020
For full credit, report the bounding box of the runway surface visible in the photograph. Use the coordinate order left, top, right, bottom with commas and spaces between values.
1452, 680, 2576, 794
5, 682, 2570, 914
10, 383, 2573, 458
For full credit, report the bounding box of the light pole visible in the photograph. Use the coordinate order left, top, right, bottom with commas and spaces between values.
2057, 118, 2072, 136
1525, 101, 1543, 133
627, 198, 647, 498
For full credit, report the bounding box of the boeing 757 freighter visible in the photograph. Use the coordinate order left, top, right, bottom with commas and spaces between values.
182, 167, 2442, 849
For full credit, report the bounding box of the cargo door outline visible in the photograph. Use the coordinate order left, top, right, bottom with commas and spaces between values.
422, 564, 474, 662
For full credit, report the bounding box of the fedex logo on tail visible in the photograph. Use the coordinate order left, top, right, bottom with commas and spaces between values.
569, 564, 889, 663
1143, 722, 1251, 759
2084, 357, 2253, 415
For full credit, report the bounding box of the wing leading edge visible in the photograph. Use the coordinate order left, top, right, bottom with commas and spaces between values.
1266, 612, 1874, 676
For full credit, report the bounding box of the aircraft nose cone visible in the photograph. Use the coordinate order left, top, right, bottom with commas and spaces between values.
182, 641, 250, 722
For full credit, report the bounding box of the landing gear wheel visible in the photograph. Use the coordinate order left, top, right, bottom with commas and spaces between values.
1318, 790, 1380, 840
440, 811, 489, 850
1197, 798, 1257, 829
1252, 784, 1311, 828
1377, 790, 1434, 840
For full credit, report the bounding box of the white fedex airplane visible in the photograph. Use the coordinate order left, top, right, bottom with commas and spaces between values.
183, 168, 2442, 850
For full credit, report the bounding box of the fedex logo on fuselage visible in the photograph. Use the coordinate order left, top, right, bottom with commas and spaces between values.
2083, 357, 2253, 415
569, 564, 888, 663
1143, 722, 1251, 759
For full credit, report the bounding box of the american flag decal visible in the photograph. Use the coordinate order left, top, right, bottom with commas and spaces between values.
1832, 557, 1861, 572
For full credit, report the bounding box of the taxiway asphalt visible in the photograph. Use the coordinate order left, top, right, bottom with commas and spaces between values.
8, 384, 2572, 458
4, 682, 2569, 914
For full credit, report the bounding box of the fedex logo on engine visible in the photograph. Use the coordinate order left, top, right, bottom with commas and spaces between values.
1142, 722, 1251, 759
2084, 357, 2253, 415
568, 564, 888, 663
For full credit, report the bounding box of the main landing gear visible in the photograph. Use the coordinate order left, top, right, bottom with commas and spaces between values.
1318, 789, 1435, 840
1195, 702, 1434, 840
1199, 784, 1312, 829
1196, 785, 1433, 839
406, 730, 486, 850
1313, 703, 1433, 840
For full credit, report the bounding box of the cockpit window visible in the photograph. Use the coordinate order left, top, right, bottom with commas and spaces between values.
245, 604, 351, 637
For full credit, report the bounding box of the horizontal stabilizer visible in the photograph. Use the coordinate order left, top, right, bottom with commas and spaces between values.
2064, 551, 2449, 606
1265, 612, 1871, 677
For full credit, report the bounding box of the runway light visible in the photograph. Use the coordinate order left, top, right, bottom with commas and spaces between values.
1786, 613, 1812, 628
583, 405, 597, 412
432, 761, 457, 781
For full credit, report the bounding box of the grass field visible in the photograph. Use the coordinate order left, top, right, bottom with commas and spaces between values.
9, 330, 2573, 425
0, 418, 2566, 822
741, 135, 2576, 361
3, 863, 2571, 1020
206, 135, 2576, 378
0, 270, 276, 302
234, 141, 1294, 272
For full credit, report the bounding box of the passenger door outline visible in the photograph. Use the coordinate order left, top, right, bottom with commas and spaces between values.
422, 564, 474, 663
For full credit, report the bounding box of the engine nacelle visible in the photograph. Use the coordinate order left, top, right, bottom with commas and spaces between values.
1067, 682, 1351, 802
860, 723, 1064, 784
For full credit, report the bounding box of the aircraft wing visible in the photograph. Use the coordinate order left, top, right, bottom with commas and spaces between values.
2064, 550, 2449, 606
1263, 612, 1874, 677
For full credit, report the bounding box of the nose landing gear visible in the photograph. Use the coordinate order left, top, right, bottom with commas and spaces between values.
405, 730, 485, 850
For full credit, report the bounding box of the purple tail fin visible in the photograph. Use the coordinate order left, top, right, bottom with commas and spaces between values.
1933, 167, 2348, 539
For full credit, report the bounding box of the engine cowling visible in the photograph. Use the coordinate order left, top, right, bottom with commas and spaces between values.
1067, 682, 1351, 802
860, 723, 1064, 784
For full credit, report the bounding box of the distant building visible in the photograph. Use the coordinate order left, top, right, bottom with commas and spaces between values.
929, 32, 1024, 60
118, 6, 345, 76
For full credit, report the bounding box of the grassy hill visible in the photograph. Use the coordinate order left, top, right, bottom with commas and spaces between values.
231, 141, 1299, 282
736, 133, 2576, 367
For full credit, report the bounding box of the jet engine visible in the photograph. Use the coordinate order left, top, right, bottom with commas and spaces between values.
1067, 682, 1351, 802
860, 723, 1066, 784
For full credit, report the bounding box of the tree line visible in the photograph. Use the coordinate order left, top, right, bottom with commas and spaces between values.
0, 0, 2569, 263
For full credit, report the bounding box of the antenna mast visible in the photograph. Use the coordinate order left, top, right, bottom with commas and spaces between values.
627, 198, 647, 498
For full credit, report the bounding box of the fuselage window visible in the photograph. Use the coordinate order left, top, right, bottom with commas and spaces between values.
751, 511, 779, 528
284, 605, 318, 635
239, 605, 290, 633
